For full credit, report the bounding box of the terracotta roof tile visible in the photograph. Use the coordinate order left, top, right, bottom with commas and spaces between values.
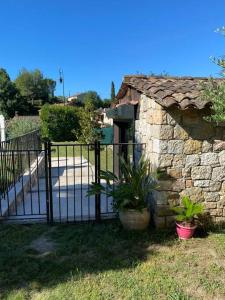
117, 75, 223, 110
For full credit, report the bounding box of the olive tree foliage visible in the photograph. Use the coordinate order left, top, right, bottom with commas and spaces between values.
202, 27, 225, 123
0, 68, 28, 118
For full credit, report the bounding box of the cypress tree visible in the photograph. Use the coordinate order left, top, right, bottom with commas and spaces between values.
111, 81, 115, 101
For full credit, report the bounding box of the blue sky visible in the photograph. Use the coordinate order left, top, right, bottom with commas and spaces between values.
0, 0, 224, 99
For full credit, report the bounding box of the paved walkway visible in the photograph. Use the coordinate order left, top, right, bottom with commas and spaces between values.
8, 156, 114, 222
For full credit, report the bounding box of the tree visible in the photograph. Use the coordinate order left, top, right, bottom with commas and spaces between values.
15, 69, 56, 105
211, 27, 225, 75
0, 68, 28, 118
202, 27, 225, 123
76, 91, 103, 109
111, 81, 116, 102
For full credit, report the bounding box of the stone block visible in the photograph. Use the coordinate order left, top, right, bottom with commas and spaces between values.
152, 139, 167, 154
191, 166, 212, 180
202, 181, 221, 192
167, 168, 182, 179
159, 125, 174, 140
212, 167, 225, 182
167, 192, 180, 206
214, 140, 225, 152
172, 155, 184, 168
184, 140, 202, 154
185, 154, 200, 168
159, 154, 173, 168
205, 202, 217, 209
149, 110, 167, 125
174, 124, 189, 140
151, 125, 161, 138
201, 153, 219, 166
185, 180, 193, 188
168, 140, 184, 154
218, 150, 225, 165
158, 180, 173, 191
194, 180, 210, 188
210, 209, 223, 217
204, 192, 220, 202
180, 187, 203, 202
202, 140, 213, 152
182, 167, 191, 178
172, 179, 185, 192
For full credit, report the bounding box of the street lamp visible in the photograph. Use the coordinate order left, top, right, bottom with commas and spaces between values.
59, 68, 66, 105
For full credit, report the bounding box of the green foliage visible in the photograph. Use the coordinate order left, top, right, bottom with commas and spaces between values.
172, 196, 204, 224
202, 79, 225, 123
74, 100, 101, 144
75, 91, 103, 108
40, 104, 80, 141
6, 116, 40, 139
0, 68, 29, 118
15, 68, 56, 105
202, 27, 225, 124
88, 156, 158, 211
102, 98, 112, 108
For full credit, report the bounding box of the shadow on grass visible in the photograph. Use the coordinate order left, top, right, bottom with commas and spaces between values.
0, 220, 177, 297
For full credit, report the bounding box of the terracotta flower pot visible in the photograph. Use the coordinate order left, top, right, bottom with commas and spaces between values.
176, 222, 197, 240
119, 208, 150, 230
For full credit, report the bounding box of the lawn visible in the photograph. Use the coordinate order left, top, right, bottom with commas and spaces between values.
1, 221, 225, 299
51, 142, 113, 172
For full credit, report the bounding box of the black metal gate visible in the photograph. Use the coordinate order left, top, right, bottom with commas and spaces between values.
0, 138, 145, 223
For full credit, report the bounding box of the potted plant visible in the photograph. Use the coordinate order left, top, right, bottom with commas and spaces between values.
172, 196, 204, 240
88, 156, 158, 230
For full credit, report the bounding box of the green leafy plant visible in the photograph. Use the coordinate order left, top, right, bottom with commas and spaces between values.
40, 104, 81, 141
88, 155, 158, 211
172, 196, 204, 225
202, 78, 225, 124
7, 116, 40, 139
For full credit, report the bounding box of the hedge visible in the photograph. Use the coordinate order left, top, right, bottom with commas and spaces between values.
40, 104, 81, 141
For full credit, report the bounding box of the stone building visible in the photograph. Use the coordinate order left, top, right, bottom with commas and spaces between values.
109, 75, 225, 227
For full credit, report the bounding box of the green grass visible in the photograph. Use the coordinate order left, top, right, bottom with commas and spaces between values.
1, 222, 225, 299
51, 142, 113, 172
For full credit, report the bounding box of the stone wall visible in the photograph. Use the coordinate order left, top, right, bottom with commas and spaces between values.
135, 94, 225, 228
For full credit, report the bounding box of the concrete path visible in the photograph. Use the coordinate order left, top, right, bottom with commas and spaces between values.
7, 156, 114, 222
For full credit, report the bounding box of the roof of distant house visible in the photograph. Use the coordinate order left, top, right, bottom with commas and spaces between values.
116, 75, 223, 110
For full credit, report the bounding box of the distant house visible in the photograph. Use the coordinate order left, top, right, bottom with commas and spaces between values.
67, 93, 82, 103
97, 108, 113, 127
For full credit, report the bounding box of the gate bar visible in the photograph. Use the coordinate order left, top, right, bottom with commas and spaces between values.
94, 140, 101, 222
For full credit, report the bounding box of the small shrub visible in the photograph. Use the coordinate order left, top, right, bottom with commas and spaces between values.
7, 116, 40, 139
40, 104, 81, 141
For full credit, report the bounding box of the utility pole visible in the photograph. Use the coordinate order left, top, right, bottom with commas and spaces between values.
59, 68, 66, 105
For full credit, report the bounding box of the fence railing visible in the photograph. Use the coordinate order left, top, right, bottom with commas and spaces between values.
0, 130, 42, 199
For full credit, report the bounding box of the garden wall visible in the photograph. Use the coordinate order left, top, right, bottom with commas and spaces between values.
135, 94, 225, 228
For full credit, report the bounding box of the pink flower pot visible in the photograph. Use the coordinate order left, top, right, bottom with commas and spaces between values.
176, 222, 197, 240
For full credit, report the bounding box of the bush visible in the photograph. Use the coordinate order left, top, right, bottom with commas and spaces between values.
40, 104, 81, 141
6, 116, 40, 139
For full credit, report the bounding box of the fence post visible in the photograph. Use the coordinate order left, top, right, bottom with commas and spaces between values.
0, 115, 5, 143
44, 142, 50, 223
47, 141, 54, 224
94, 140, 101, 222
44, 141, 53, 224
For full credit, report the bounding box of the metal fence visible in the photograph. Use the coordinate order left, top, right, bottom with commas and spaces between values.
46, 141, 146, 223
0, 140, 145, 223
0, 130, 41, 200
